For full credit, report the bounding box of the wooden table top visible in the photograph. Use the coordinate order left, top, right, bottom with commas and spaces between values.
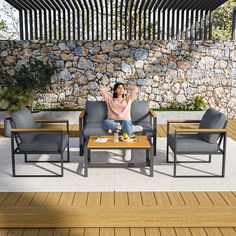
87, 135, 151, 149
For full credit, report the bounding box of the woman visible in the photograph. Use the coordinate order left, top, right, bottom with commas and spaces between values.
100, 83, 138, 136
100, 83, 138, 161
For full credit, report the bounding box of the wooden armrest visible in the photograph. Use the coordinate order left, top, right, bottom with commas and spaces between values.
168, 120, 201, 123
149, 110, 157, 119
79, 110, 85, 119
175, 128, 227, 133
34, 119, 68, 123
11, 128, 64, 133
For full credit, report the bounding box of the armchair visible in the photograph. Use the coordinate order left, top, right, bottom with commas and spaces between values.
79, 101, 157, 156
166, 108, 227, 177
10, 108, 69, 177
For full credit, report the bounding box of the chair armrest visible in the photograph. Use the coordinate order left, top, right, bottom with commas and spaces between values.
11, 128, 64, 133
34, 119, 68, 123
149, 110, 157, 118
34, 120, 69, 132
167, 120, 201, 124
175, 128, 227, 134
79, 110, 86, 119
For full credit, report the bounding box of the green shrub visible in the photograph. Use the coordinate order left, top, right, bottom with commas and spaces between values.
0, 58, 55, 114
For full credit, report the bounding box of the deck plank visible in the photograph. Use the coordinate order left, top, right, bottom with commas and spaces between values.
180, 192, 199, 207
22, 229, 39, 236
86, 192, 101, 206
175, 228, 192, 236
30, 192, 49, 207
38, 229, 54, 236
115, 192, 128, 206
84, 228, 99, 236
190, 228, 207, 236
141, 192, 157, 206
58, 192, 75, 206
167, 192, 185, 206
7, 229, 24, 236
219, 192, 236, 205
153, 192, 171, 206
159, 228, 176, 236
1, 192, 22, 206
72, 192, 88, 206
193, 192, 213, 206
0, 229, 8, 236
128, 192, 143, 206
53, 228, 70, 236
0, 193, 9, 205
145, 228, 161, 236
43, 192, 62, 207
16, 193, 36, 206
114, 228, 129, 236
204, 227, 223, 236
206, 192, 228, 206
99, 228, 115, 236
219, 228, 236, 236
101, 192, 115, 206
130, 228, 145, 236
69, 228, 85, 236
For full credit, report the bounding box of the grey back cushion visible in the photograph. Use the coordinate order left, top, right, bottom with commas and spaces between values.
131, 101, 150, 123
85, 101, 107, 122
11, 108, 37, 143
85, 100, 150, 123
199, 108, 227, 143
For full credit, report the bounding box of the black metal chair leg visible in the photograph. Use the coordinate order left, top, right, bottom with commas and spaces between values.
174, 153, 177, 177
153, 136, 156, 156
208, 154, 212, 162
61, 152, 64, 177
12, 152, 16, 177
67, 143, 70, 162
24, 154, 27, 162
166, 143, 169, 163
80, 144, 84, 156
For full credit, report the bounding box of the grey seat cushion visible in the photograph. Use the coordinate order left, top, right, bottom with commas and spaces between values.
85, 101, 107, 123
168, 134, 219, 153
199, 108, 227, 144
19, 133, 69, 152
11, 108, 41, 143
84, 123, 108, 136
84, 122, 154, 136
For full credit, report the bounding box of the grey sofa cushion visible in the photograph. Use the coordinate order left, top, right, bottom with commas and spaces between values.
131, 101, 150, 123
199, 108, 227, 144
19, 133, 69, 152
85, 101, 107, 122
168, 134, 219, 153
11, 108, 40, 143
84, 123, 108, 136
84, 122, 154, 137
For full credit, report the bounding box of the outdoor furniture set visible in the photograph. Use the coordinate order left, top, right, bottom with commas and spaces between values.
9, 103, 227, 178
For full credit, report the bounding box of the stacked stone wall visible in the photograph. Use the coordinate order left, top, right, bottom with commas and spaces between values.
1, 40, 236, 118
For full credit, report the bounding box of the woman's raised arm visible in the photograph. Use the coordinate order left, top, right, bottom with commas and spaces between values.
100, 86, 111, 101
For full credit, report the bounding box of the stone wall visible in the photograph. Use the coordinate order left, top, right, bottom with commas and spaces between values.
1, 40, 236, 118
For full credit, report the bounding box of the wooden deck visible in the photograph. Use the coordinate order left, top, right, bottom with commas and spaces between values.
0, 192, 236, 230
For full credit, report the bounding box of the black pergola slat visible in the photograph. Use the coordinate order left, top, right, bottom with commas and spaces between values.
5, 0, 228, 41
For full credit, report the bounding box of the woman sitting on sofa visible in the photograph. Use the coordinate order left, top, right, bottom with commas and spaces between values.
100, 83, 139, 161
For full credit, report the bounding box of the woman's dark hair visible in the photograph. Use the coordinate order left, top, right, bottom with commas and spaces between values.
113, 82, 125, 98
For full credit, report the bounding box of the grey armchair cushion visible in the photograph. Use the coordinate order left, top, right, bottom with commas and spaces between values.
11, 108, 40, 143
19, 133, 69, 152
131, 101, 150, 123
199, 108, 227, 144
168, 134, 219, 153
85, 101, 107, 122
84, 123, 108, 136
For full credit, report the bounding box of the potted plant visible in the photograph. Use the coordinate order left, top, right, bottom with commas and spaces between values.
0, 58, 55, 137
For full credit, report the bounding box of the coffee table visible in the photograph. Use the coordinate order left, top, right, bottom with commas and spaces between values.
84, 135, 154, 177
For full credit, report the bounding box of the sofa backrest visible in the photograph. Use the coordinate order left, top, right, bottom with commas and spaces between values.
199, 108, 227, 144
85, 101, 150, 123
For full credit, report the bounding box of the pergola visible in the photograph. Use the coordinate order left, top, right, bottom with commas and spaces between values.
5, 0, 228, 41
